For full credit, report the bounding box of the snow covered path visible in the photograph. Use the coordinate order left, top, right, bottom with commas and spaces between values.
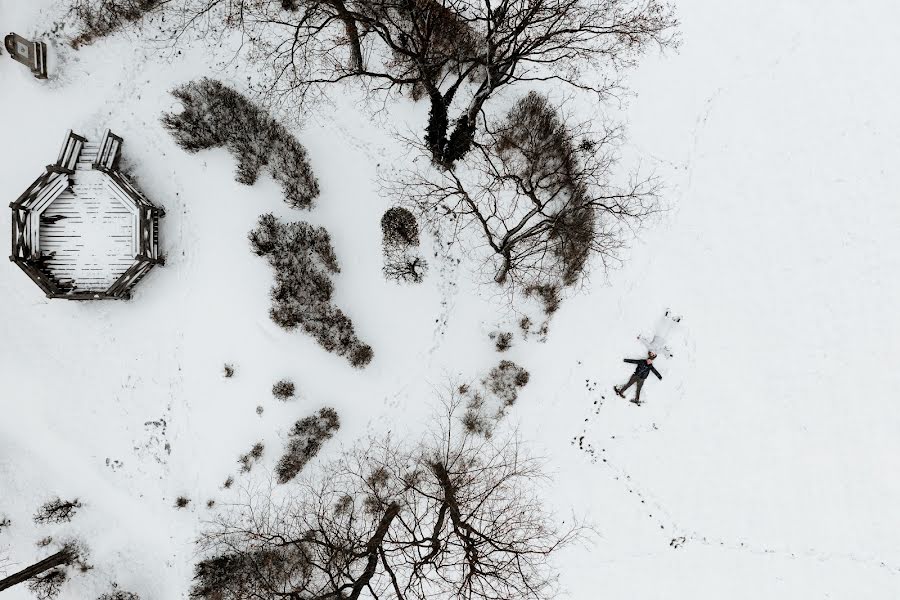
3, 0, 900, 598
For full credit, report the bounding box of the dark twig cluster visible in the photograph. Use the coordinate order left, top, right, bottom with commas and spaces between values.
33, 499, 82, 525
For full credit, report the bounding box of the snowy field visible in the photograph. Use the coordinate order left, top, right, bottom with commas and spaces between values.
3, 0, 900, 598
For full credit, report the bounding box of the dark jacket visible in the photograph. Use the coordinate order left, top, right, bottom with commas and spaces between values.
624, 358, 662, 380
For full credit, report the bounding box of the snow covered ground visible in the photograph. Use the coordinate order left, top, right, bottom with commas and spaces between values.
3, 0, 900, 598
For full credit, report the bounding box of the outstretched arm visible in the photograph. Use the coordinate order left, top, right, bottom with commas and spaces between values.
651, 365, 663, 380
623, 358, 641, 364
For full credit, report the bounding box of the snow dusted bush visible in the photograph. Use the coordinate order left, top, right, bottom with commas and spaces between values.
276, 407, 340, 484
162, 79, 320, 209
33, 498, 82, 524
223, 363, 235, 378
238, 442, 265, 473
250, 214, 373, 367
489, 330, 513, 352
460, 361, 530, 437
381, 207, 420, 247
68, 0, 161, 48
0, 514, 10, 531
97, 586, 140, 600
381, 207, 428, 284
484, 360, 530, 407
272, 379, 295, 400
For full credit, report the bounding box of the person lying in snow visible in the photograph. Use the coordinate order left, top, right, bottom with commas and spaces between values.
614, 351, 662, 405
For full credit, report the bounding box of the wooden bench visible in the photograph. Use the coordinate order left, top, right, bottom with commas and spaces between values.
93, 129, 123, 171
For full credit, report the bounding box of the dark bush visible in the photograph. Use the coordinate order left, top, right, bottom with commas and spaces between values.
97, 587, 140, 600
223, 476, 234, 489
525, 284, 561, 316
381, 207, 420, 247
460, 360, 531, 437
272, 379, 296, 400
192, 549, 293, 600
381, 207, 428, 284
489, 331, 513, 352
34, 498, 82, 524
238, 443, 265, 473
484, 360, 530, 407
162, 79, 319, 209
250, 214, 373, 367
276, 408, 340, 483
0, 515, 10, 530
223, 363, 235, 378
175, 496, 191, 509
69, 0, 161, 48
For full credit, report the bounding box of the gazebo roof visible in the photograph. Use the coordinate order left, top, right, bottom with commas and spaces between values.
10, 130, 165, 300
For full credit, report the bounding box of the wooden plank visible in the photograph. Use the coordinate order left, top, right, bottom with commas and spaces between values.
54, 130, 86, 173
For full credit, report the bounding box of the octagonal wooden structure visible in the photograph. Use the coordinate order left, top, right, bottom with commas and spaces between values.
10, 130, 165, 300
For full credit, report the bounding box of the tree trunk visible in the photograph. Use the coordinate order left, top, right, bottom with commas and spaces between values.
0, 548, 74, 593
327, 0, 364, 72
426, 89, 452, 167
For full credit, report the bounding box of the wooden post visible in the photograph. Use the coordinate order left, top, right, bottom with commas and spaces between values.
0, 548, 74, 592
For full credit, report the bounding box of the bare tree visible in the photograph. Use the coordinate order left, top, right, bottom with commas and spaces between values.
0, 544, 81, 598
390, 91, 661, 296
155, 0, 677, 166
192, 394, 584, 600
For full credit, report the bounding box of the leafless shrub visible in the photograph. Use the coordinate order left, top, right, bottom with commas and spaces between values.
275, 407, 340, 483
27, 568, 68, 600
459, 360, 531, 437
68, 0, 161, 48
272, 379, 296, 400
250, 214, 373, 367
33, 499, 82, 525
238, 443, 265, 473
162, 79, 319, 209
381, 207, 428, 284
489, 330, 513, 352
97, 587, 141, 600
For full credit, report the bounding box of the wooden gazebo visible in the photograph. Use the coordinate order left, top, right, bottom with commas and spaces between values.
10, 130, 165, 299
